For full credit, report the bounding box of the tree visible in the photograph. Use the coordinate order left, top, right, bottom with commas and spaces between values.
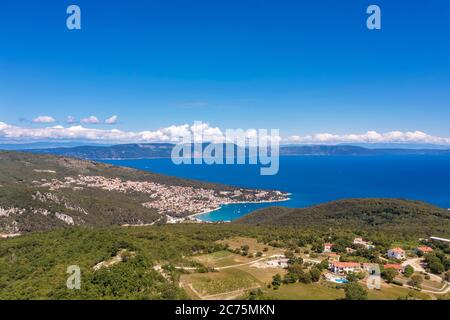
344, 282, 368, 300
288, 263, 304, 276
318, 259, 330, 271
382, 268, 398, 283
272, 274, 282, 287
404, 265, 414, 278
283, 272, 299, 284
408, 275, 423, 288
310, 267, 321, 282
429, 261, 445, 274
248, 288, 263, 300
284, 251, 295, 259
333, 239, 350, 253
298, 271, 312, 284
346, 272, 359, 283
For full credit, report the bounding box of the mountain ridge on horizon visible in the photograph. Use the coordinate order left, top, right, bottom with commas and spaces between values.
7, 142, 450, 160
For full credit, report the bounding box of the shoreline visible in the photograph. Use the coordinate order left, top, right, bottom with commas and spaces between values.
187, 196, 291, 221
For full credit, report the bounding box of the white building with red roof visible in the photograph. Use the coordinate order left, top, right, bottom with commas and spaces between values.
323, 243, 334, 253
415, 246, 433, 254
387, 247, 406, 260
329, 261, 361, 274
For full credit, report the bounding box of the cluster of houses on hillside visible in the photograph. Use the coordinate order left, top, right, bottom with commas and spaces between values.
325, 250, 405, 275
322, 238, 439, 277
35, 175, 288, 217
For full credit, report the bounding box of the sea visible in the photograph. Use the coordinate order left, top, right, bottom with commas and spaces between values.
101, 155, 450, 222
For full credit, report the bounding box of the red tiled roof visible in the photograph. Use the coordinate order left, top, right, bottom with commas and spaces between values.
327, 252, 339, 256
331, 262, 360, 268
384, 264, 402, 270
389, 247, 405, 253
416, 246, 433, 252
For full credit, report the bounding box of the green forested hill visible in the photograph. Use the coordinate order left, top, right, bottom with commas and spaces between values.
24, 143, 450, 159
235, 198, 450, 237
0, 224, 314, 299
0, 151, 262, 234
0, 223, 446, 300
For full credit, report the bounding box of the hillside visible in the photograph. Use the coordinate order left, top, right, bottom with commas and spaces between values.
25, 143, 174, 159
0, 151, 287, 235
235, 198, 450, 237
0, 223, 448, 300
21, 143, 450, 160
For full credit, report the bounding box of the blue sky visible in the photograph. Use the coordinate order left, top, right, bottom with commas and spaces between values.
1, 0, 450, 144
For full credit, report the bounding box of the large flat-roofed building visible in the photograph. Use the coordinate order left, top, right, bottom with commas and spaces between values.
430, 236, 450, 245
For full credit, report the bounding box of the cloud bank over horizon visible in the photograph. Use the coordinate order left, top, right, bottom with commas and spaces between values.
1, 120, 450, 146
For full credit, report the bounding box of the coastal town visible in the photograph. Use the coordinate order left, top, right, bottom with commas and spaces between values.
34, 174, 289, 218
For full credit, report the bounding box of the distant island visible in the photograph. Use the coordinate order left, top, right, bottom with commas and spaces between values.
11, 143, 450, 160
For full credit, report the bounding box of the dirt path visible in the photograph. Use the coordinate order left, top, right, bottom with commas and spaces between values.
401, 258, 449, 294
402, 258, 443, 283
183, 282, 261, 300
175, 254, 282, 271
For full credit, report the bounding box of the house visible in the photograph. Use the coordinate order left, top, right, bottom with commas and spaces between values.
353, 238, 375, 249
329, 261, 361, 274
387, 247, 406, 260
383, 264, 404, 273
327, 252, 340, 262
415, 246, 433, 254
323, 243, 334, 253
345, 247, 356, 253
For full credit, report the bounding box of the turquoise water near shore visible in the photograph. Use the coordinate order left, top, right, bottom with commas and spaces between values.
102, 155, 450, 222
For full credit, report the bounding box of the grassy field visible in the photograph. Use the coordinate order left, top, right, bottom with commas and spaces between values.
217, 236, 284, 256
237, 264, 286, 283
193, 250, 257, 268
182, 241, 288, 299
180, 268, 262, 299
261, 282, 345, 300
367, 284, 432, 300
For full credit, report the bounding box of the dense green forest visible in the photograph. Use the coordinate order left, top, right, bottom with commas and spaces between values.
0, 223, 444, 300
236, 198, 450, 238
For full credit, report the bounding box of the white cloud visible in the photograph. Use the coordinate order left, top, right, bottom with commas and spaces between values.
66, 116, 77, 124
1, 120, 450, 146
80, 116, 100, 124
32, 116, 56, 124
105, 115, 118, 125
284, 130, 450, 145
